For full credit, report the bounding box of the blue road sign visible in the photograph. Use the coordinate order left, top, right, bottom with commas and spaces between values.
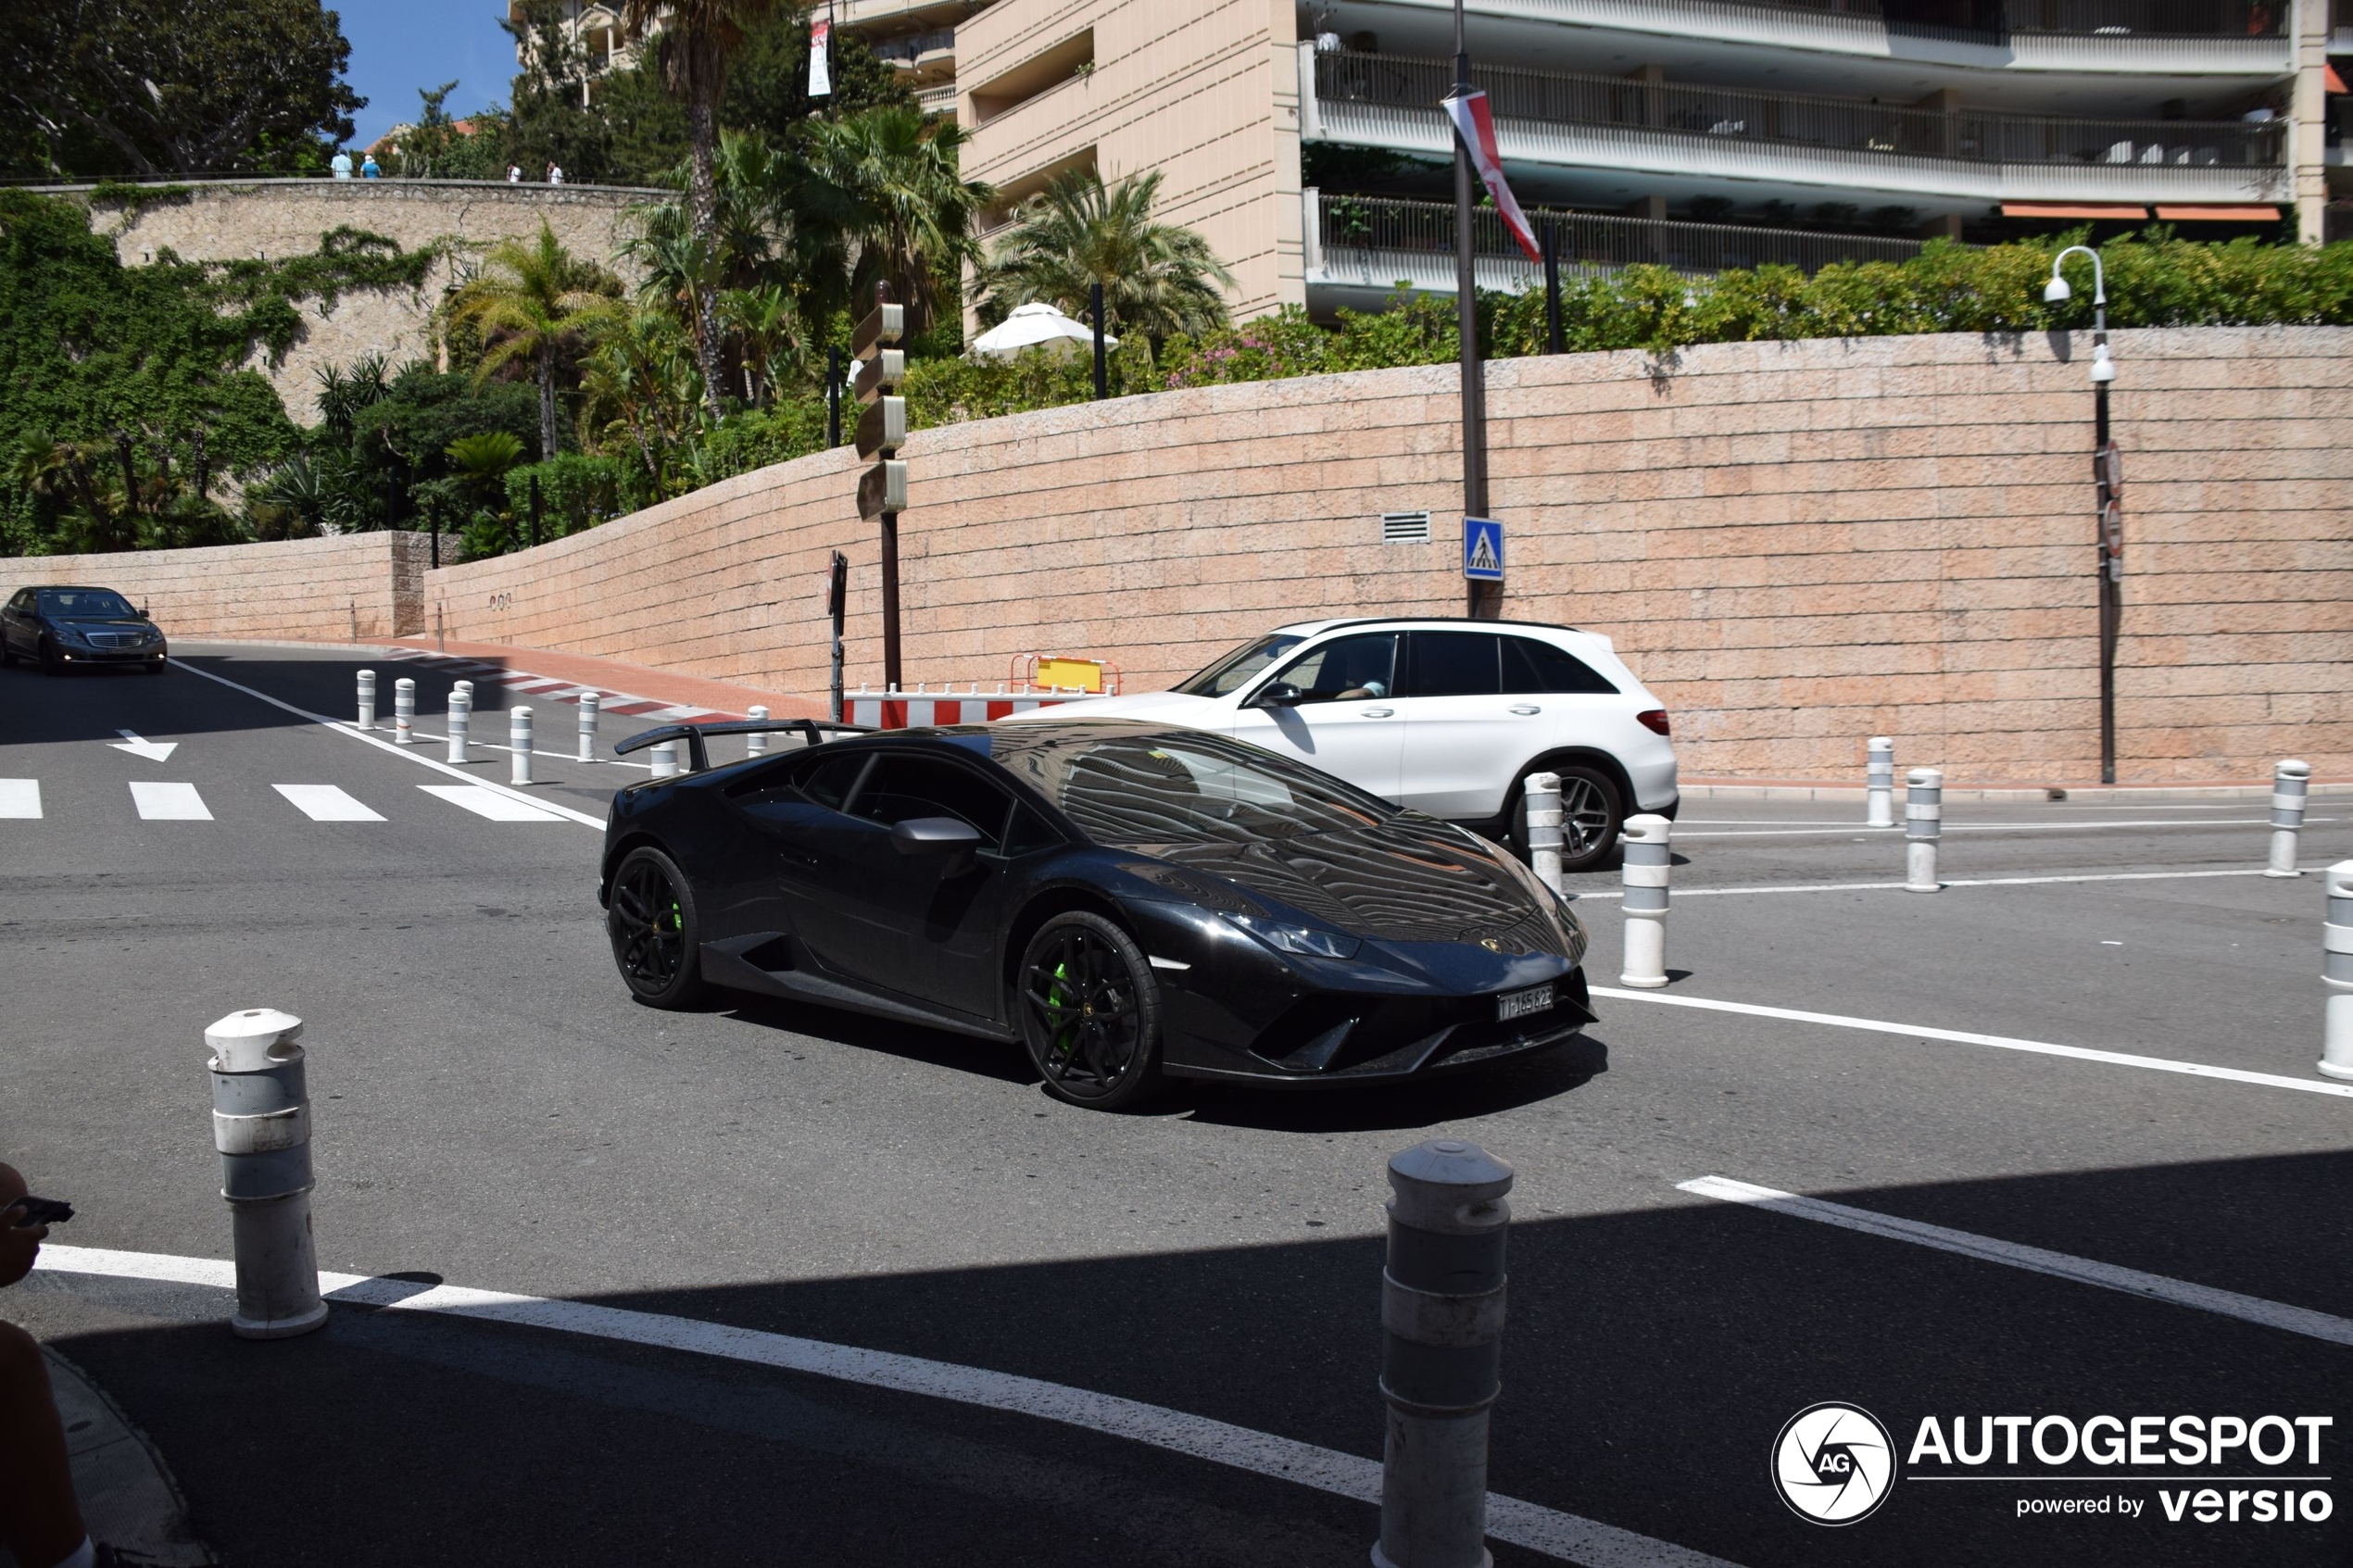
1463, 517, 1504, 581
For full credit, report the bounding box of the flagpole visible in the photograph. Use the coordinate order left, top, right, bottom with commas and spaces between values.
1449, 0, 1494, 620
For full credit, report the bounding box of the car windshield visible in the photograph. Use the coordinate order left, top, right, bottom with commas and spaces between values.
992, 729, 1395, 845
1173, 634, 1303, 697
39, 589, 136, 619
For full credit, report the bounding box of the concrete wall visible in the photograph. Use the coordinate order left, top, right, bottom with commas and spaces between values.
8, 532, 449, 643
83, 179, 657, 424
413, 324, 2351, 784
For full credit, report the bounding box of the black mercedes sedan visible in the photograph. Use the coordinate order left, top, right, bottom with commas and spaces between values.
599, 719, 1594, 1109
1, 585, 168, 673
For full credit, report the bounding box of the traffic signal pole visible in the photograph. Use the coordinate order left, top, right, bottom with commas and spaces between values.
1449, 0, 1498, 621
852, 284, 909, 693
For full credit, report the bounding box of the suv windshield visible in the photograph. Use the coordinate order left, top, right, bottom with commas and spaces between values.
992, 729, 1394, 845
39, 589, 136, 620
1174, 634, 1303, 698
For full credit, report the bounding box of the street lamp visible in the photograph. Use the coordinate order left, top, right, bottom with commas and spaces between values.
2045, 244, 2122, 784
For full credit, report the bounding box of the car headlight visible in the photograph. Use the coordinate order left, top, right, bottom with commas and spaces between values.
54, 627, 90, 645
1218, 910, 1360, 960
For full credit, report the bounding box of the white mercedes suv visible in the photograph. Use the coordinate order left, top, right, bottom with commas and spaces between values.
1023, 618, 1678, 870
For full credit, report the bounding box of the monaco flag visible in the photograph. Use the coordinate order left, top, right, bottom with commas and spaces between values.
1441, 91, 1540, 264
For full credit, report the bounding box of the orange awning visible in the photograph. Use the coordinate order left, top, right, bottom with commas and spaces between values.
2326, 63, 2347, 94
2001, 203, 2149, 220
2153, 205, 2281, 221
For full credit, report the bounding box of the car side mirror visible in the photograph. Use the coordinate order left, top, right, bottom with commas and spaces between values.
890, 815, 983, 875
1253, 682, 1307, 709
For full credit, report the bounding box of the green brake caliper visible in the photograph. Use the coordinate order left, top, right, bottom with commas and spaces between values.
1048, 961, 1077, 1062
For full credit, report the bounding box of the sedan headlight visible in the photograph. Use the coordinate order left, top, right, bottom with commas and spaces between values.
1219, 910, 1360, 960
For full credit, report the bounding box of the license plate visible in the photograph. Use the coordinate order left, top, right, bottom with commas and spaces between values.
1495, 983, 1554, 1022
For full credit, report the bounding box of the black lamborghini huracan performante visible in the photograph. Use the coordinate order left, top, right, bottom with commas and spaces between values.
598, 719, 1595, 1109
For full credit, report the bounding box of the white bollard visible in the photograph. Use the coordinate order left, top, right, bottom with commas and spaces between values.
2322, 862, 2353, 1081
1524, 771, 1563, 897
577, 691, 599, 763
1618, 813, 1671, 987
205, 1009, 327, 1340
356, 669, 376, 731
1866, 736, 1895, 828
2266, 759, 2310, 878
446, 688, 471, 764
747, 705, 771, 757
393, 678, 415, 744
650, 741, 679, 780
510, 706, 533, 785
1906, 768, 1943, 892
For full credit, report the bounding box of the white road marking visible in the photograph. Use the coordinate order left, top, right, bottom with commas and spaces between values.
1674, 819, 2313, 838
108, 729, 178, 761
128, 782, 209, 821
1570, 866, 2300, 901
32, 1244, 1739, 1568
1591, 985, 2353, 1100
0, 779, 39, 819
420, 784, 570, 822
167, 659, 606, 829
273, 784, 385, 822
1677, 1176, 2353, 1349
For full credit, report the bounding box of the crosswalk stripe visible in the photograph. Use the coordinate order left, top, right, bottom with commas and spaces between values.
0, 779, 38, 819
273, 784, 385, 822
129, 782, 210, 821
417, 784, 570, 822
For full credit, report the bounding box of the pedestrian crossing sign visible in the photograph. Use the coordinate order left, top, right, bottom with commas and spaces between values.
1463, 517, 1504, 581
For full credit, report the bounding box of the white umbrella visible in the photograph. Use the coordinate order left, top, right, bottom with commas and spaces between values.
968, 300, 1117, 361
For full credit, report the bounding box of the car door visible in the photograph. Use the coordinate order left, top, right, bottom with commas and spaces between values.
797, 750, 1020, 1021
1228, 631, 1406, 801
1, 591, 29, 655
1390, 631, 1540, 821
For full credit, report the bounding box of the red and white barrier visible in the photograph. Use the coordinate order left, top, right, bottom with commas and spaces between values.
847, 684, 1102, 730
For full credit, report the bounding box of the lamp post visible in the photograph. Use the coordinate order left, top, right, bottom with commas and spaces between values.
2044, 245, 2120, 785
1447, 0, 1495, 621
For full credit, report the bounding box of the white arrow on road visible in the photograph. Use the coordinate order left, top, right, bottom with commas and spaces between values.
108, 729, 178, 761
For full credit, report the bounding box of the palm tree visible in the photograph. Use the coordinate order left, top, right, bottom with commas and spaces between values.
620, 0, 777, 421
717, 282, 805, 407
579, 307, 702, 499
447, 224, 622, 459
975, 169, 1235, 344
803, 106, 993, 337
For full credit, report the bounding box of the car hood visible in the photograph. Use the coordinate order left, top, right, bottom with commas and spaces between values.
57, 617, 156, 633
1134, 817, 1573, 959
1010, 689, 1225, 726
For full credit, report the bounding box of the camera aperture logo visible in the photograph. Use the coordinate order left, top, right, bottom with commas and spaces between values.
1774, 1403, 1897, 1524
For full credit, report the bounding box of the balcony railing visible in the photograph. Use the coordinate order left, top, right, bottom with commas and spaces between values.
1311, 193, 1932, 288
1315, 51, 2285, 171
874, 27, 957, 65
1505, 0, 2284, 37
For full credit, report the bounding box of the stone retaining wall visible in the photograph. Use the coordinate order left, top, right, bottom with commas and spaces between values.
8, 532, 448, 643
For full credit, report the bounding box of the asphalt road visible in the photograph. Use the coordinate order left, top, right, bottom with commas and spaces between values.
5, 643, 2348, 1567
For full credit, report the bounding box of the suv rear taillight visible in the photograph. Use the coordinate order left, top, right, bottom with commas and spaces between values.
1637, 709, 1671, 736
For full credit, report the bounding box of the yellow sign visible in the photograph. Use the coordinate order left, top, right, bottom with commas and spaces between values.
1035, 657, 1106, 694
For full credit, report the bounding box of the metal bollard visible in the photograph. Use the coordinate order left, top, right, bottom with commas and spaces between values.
446, 688, 471, 765
1867, 736, 1895, 828
2322, 863, 2353, 1081
1376, 1139, 1513, 1568
510, 706, 533, 785
393, 677, 415, 745
2266, 759, 2310, 878
1906, 768, 1943, 893
205, 1009, 327, 1340
746, 705, 770, 758
356, 669, 376, 731
1618, 813, 1671, 987
577, 691, 599, 762
1523, 771, 1562, 897
650, 740, 679, 780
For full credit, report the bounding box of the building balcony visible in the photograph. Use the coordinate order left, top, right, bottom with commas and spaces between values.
875, 26, 958, 81
1393, 0, 2296, 77
1302, 189, 1931, 310
1304, 50, 2290, 215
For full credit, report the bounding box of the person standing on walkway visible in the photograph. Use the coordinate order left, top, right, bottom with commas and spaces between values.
331, 148, 353, 179
360, 153, 381, 178
507, 164, 522, 182
546, 161, 564, 185
0, 1162, 92, 1568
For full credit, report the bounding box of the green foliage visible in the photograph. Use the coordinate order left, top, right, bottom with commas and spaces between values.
975, 169, 1233, 342
2, 0, 361, 178
503, 452, 631, 535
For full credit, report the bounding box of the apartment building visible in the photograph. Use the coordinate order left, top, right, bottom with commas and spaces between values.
950, 0, 2347, 320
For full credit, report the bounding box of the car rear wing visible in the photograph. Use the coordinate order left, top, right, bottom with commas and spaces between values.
612, 718, 870, 774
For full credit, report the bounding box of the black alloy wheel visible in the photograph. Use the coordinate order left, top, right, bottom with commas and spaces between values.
606, 846, 707, 1008
1016, 912, 1163, 1110
1512, 762, 1622, 873
0, 636, 14, 668
38, 637, 64, 676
